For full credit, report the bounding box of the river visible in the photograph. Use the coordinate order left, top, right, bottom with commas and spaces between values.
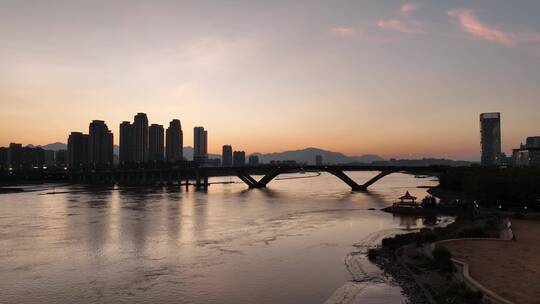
0, 172, 449, 304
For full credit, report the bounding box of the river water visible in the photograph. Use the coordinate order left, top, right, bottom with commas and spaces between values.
0, 172, 447, 304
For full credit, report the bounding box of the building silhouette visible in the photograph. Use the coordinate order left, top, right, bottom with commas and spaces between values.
233, 151, 246, 166
133, 113, 149, 163
149, 124, 164, 162
88, 120, 113, 168
512, 136, 540, 167
166, 119, 183, 162
1, 143, 45, 170
316, 155, 323, 165
222, 145, 233, 166
67, 132, 89, 168
7, 143, 23, 169
44, 150, 55, 166
119, 121, 133, 165
248, 155, 259, 166
0, 147, 7, 169
55, 150, 68, 167
194, 127, 208, 163
480, 112, 501, 166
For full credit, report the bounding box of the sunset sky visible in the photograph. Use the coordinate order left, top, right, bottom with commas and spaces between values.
1, 0, 540, 160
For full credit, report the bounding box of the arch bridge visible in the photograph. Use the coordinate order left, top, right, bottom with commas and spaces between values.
56, 165, 449, 192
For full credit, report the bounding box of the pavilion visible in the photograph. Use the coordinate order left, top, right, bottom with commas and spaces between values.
393, 191, 418, 208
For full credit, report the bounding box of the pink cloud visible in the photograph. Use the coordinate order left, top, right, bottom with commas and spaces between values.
376, 3, 423, 34
376, 19, 419, 34
332, 27, 356, 36
448, 9, 516, 47
400, 2, 418, 16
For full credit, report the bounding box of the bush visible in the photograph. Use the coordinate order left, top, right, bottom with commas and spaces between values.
437, 282, 483, 303
421, 195, 437, 208
415, 230, 439, 246
432, 246, 453, 273
422, 231, 438, 243
485, 218, 498, 227
367, 249, 377, 260
382, 232, 417, 251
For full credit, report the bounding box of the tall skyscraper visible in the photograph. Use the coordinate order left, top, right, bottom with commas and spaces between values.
233, 151, 246, 166
222, 145, 233, 166
133, 113, 149, 163
119, 121, 133, 165
149, 124, 164, 162
480, 112, 502, 166
194, 127, 208, 163
67, 131, 89, 168
88, 120, 114, 167
166, 119, 183, 162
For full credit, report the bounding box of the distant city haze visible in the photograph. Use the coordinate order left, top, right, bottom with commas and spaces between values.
1, 1, 540, 161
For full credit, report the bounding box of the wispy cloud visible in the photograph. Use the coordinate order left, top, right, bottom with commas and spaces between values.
400, 2, 419, 16
448, 9, 515, 47
376, 19, 418, 34
331, 27, 357, 37
376, 3, 423, 34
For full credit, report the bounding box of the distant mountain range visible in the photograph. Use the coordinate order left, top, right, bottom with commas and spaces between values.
37, 142, 68, 151
182, 146, 221, 160
250, 147, 384, 165
33, 143, 473, 166
35, 143, 383, 164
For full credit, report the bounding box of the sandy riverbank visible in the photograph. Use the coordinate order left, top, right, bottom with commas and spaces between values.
442, 219, 540, 304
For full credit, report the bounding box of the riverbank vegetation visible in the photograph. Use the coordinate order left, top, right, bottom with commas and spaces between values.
373, 214, 501, 304
438, 167, 540, 209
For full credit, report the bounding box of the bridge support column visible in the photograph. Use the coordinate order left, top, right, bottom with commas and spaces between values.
237, 172, 257, 188
194, 171, 208, 190
236, 169, 283, 189
327, 169, 394, 191
327, 169, 366, 191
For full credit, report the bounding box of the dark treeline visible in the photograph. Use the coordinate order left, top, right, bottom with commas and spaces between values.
439, 167, 540, 206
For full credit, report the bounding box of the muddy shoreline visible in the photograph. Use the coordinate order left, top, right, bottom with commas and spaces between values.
372, 247, 431, 304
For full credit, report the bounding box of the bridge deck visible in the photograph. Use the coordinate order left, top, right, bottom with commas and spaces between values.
44, 165, 448, 191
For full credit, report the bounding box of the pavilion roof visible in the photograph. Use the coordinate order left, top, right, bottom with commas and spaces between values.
399, 191, 417, 200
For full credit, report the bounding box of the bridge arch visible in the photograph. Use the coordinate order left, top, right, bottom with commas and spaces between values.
326, 169, 396, 191
236, 168, 397, 191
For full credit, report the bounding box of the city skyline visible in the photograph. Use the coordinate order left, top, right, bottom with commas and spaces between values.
0, 110, 537, 162
2, 1, 540, 160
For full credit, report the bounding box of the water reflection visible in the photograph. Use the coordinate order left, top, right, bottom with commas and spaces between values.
0, 172, 443, 304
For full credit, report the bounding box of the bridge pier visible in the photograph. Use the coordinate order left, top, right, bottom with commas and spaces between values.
236, 169, 283, 189
194, 171, 209, 190
327, 169, 394, 191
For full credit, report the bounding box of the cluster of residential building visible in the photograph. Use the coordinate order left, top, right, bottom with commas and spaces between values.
0, 143, 53, 170
480, 112, 540, 167
0, 112, 265, 171
220, 145, 259, 166
511, 136, 540, 167
66, 113, 204, 169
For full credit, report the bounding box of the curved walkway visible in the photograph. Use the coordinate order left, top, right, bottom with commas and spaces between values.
439, 219, 540, 304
